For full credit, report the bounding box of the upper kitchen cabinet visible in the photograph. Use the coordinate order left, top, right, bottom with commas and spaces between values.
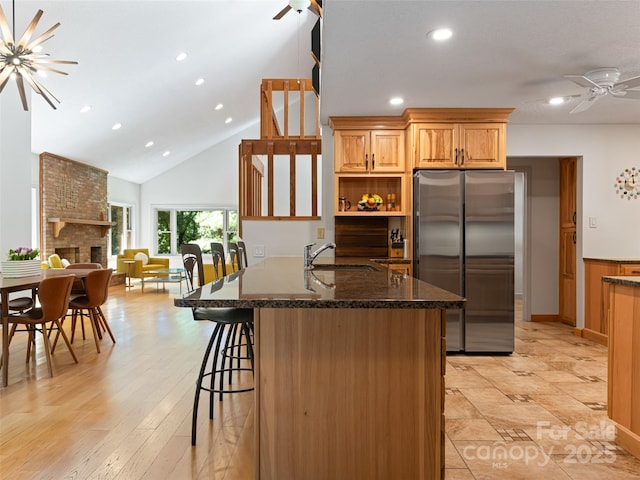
406, 108, 513, 170
330, 117, 406, 173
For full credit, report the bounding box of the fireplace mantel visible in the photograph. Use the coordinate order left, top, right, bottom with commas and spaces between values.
49, 216, 114, 238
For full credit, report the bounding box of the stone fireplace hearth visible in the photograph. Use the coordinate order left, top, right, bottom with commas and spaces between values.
40, 152, 111, 267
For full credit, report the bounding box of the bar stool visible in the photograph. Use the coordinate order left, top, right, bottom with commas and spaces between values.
227, 242, 241, 271
181, 243, 254, 445
237, 240, 249, 268
210, 242, 227, 277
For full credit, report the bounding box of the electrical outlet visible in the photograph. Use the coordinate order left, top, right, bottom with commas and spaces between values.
317, 227, 325, 239
254, 245, 265, 257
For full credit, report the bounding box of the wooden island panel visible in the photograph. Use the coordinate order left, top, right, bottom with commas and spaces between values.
255, 307, 444, 480
606, 277, 640, 460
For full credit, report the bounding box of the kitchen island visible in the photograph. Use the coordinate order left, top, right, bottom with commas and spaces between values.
603, 275, 640, 460
175, 257, 465, 480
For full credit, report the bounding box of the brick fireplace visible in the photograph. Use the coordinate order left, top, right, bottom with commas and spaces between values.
40, 152, 111, 267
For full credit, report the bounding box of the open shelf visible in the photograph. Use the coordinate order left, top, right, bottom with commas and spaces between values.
335, 174, 405, 215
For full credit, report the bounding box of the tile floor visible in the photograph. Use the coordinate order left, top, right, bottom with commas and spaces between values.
444, 319, 640, 479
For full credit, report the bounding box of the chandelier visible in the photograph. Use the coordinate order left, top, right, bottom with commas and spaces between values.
0, 1, 77, 110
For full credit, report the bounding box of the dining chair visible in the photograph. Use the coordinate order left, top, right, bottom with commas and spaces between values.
59, 269, 115, 354
66, 262, 102, 296
180, 243, 254, 445
6, 274, 77, 377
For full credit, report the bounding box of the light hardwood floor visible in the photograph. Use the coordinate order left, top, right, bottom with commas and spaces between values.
1, 283, 640, 479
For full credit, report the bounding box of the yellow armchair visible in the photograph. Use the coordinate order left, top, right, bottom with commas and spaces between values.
116, 248, 169, 278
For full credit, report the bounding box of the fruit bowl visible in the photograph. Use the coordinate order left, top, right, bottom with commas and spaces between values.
357, 193, 384, 211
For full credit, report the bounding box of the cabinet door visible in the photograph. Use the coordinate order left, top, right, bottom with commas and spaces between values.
459, 123, 505, 169
414, 124, 457, 168
370, 130, 405, 172
334, 130, 370, 172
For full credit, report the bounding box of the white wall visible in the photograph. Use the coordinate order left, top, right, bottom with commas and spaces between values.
0, 95, 36, 260
508, 157, 560, 317
139, 124, 260, 252
508, 124, 640, 328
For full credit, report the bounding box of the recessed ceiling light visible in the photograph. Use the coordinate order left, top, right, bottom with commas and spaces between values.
215, 103, 223, 110
145, 141, 154, 148
195, 78, 205, 86
225, 117, 232, 124
112, 123, 122, 130
389, 97, 404, 106
80, 105, 91, 113
162, 151, 171, 157
176, 52, 187, 61
428, 28, 453, 41
548, 96, 566, 105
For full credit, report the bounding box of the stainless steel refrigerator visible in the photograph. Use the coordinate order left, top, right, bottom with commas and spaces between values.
413, 170, 515, 353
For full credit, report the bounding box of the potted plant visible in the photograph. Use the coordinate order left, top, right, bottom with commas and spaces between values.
1, 247, 42, 278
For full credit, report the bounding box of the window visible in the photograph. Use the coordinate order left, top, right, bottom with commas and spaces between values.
109, 203, 133, 256
154, 208, 238, 255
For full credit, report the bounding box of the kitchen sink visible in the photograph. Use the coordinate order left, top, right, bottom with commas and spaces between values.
311, 264, 379, 271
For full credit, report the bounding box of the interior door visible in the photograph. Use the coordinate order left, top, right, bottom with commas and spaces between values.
559, 157, 577, 326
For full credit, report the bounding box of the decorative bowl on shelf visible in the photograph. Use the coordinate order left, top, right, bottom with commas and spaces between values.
357, 193, 384, 211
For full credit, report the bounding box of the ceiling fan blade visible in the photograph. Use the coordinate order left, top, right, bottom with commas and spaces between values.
0, 6, 15, 44
614, 74, 640, 90
17, 10, 44, 48
570, 95, 600, 114
273, 5, 292, 20
309, 0, 323, 17
618, 90, 640, 100
564, 74, 601, 89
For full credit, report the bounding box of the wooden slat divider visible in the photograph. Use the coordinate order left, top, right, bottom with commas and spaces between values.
289, 143, 296, 216
268, 143, 275, 217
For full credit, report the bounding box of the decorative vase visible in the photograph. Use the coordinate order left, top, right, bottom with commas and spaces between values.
1, 259, 43, 278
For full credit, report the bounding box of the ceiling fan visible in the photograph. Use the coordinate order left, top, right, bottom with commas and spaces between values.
560, 67, 640, 114
273, 0, 322, 20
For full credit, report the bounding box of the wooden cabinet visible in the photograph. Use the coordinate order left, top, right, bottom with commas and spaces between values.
583, 258, 640, 345
559, 157, 577, 326
606, 278, 640, 460
334, 129, 405, 173
413, 122, 506, 169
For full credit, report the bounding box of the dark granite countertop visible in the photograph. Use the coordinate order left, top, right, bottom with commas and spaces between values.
174, 257, 464, 309
602, 276, 640, 287
370, 257, 411, 265
584, 258, 640, 263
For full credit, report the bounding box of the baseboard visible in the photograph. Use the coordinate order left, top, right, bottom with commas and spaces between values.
615, 423, 640, 461
573, 328, 583, 337
581, 328, 608, 347
530, 314, 559, 322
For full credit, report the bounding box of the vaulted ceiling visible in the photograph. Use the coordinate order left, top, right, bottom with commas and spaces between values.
3, 1, 639, 184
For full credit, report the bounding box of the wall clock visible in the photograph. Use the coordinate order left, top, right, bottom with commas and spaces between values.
615, 167, 639, 199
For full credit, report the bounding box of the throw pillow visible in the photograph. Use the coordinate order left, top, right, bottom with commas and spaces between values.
134, 252, 149, 265
61, 258, 71, 268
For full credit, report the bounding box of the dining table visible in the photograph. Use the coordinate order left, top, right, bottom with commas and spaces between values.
1, 268, 98, 387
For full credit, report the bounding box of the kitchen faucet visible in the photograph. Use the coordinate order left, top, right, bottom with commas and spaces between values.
304, 242, 336, 270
